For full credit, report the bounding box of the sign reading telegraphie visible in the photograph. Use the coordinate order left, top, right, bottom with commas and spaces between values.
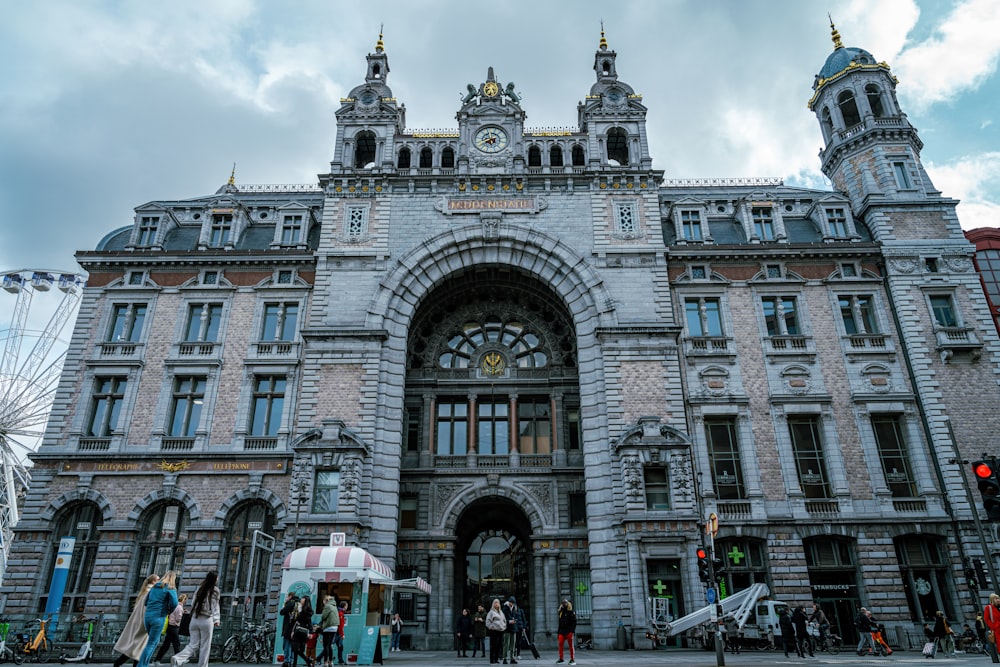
436, 196, 546, 215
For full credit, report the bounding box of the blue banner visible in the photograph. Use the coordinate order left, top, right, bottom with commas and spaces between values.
43, 537, 76, 616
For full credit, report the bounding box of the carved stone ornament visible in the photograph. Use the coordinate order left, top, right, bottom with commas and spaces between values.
481, 212, 502, 242
621, 455, 643, 503
943, 257, 974, 273
888, 258, 918, 274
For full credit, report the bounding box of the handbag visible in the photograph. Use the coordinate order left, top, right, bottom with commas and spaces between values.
988, 630, 996, 645
292, 622, 310, 641
179, 611, 191, 637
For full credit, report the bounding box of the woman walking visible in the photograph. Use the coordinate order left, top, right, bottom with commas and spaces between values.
171, 571, 220, 667
317, 596, 339, 667
485, 599, 506, 665
289, 595, 315, 667
113, 574, 160, 667
154, 593, 187, 664
138, 571, 179, 667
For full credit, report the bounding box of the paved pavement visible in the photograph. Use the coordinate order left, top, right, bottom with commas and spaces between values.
256, 647, 992, 667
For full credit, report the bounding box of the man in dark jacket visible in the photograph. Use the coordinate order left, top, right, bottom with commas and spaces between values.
856, 608, 874, 655
792, 606, 813, 657
779, 608, 796, 658
280, 592, 299, 663
502, 597, 519, 664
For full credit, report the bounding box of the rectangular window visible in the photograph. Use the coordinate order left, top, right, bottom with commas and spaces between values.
930, 295, 958, 327
565, 406, 581, 451
614, 202, 638, 235
184, 303, 223, 342
436, 401, 468, 456
752, 207, 775, 240
761, 296, 800, 336
572, 568, 593, 621
680, 210, 703, 241
706, 417, 745, 500
644, 467, 670, 510
209, 214, 232, 246
137, 216, 159, 246
893, 161, 912, 189
684, 297, 723, 336
250, 375, 285, 437
347, 206, 368, 237
261, 303, 298, 341
517, 397, 551, 454
404, 403, 422, 453
109, 303, 147, 342
169, 376, 206, 437
569, 492, 587, 527
312, 471, 340, 513
399, 496, 418, 529
788, 416, 831, 499
839, 295, 879, 334
872, 415, 917, 497
87, 377, 126, 436
281, 215, 303, 245
825, 208, 848, 237
477, 401, 509, 455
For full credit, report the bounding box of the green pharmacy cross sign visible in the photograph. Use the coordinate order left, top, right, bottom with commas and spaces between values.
575, 581, 589, 596
652, 579, 669, 596
727, 545, 745, 565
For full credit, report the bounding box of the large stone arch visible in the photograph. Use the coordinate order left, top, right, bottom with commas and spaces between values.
41, 488, 115, 524
438, 483, 550, 535
213, 487, 287, 527
126, 486, 201, 524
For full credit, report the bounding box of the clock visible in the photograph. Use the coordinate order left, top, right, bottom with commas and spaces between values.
359, 91, 377, 105
483, 81, 500, 97
605, 88, 625, 106
474, 126, 509, 154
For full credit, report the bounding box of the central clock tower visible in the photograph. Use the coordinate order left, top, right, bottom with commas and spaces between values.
456, 66, 526, 175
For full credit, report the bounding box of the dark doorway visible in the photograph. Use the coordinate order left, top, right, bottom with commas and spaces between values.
455, 499, 532, 614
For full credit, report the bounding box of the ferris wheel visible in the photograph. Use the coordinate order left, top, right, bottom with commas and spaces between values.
0, 269, 86, 583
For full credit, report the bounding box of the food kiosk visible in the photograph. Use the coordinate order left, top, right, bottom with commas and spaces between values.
277, 534, 431, 665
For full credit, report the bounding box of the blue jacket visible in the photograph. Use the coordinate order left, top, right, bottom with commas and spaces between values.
144, 582, 179, 621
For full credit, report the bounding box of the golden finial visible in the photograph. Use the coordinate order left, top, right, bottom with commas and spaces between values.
828, 14, 844, 50
228, 163, 236, 186
376, 23, 384, 52
599, 20, 608, 50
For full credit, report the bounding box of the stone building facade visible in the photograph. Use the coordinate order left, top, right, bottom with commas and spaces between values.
5, 26, 1000, 650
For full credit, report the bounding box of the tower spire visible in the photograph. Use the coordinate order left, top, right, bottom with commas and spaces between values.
228, 163, 236, 186
599, 20, 608, 50
376, 24, 384, 53
828, 15, 844, 50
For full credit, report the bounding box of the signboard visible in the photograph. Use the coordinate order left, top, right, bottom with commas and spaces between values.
358, 626, 379, 665
707, 588, 716, 604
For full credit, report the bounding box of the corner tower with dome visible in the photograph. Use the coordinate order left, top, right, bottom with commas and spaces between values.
3, 25, 1000, 653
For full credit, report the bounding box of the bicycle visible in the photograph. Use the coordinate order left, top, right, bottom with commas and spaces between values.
20, 618, 51, 663
0, 618, 25, 665
223, 620, 272, 663
808, 631, 842, 655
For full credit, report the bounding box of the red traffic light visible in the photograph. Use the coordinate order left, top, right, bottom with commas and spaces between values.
696, 547, 707, 559
975, 462, 994, 479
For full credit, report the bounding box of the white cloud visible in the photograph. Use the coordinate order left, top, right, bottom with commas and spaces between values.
894, 0, 1000, 109
925, 152, 1000, 229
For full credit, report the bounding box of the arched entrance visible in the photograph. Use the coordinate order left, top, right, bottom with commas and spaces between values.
455, 498, 532, 612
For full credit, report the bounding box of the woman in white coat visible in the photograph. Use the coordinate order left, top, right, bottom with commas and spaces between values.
112, 574, 160, 667
171, 572, 220, 667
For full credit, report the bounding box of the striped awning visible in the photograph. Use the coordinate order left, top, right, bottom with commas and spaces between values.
282, 546, 395, 582
390, 576, 432, 595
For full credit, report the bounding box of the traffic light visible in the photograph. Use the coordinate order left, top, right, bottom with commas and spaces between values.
696, 547, 710, 582
972, 460, 1000, 520
713, 556, 726, 583
965, 558, 979, 590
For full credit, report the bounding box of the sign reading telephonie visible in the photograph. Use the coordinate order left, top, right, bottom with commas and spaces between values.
436, 196, 546, 215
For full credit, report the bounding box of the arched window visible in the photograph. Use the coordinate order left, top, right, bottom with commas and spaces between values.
354, 130, 376, 168
895, 535, 954, 623
820, 107, 834, 143
371, 64, 381, 79
601, 60, 612, 75
837, 91, 861, 128
220, 501, 276, 619
438, 317, 548, 370
134, 501, 189, 595
528, 146, 542, 167
41, 502, 103, 613
419, 147, 433, 169
607, 128, 629, 165
865, 84, 886, 118
441, 147, 455, 169
572, 145, 585, 166
397, 147, 411, 169
549, 146, 563, 167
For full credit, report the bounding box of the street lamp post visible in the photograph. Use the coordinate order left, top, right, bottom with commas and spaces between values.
289, 467, 309, 550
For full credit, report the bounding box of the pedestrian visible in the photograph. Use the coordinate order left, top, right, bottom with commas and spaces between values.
933, 610, 955, 657
502, 597, 519, 664
471, 606, 486, 658
305, 627, 319, 665
153, 593, 187, 665
138, 571, 179, 667
280, 592, 300, 664
983, 593, 1000, 663
171, 571, 220, 667
977, 613, 988, 646
724, 615, 741, 655
113, 574, 160, 667
792, 605, 813, 657
778, 608, 795, 658
556, 599, 576, 665
486, 599, 507, 664
289, 595, 314, 667
456, 608, 473, 657
855, 607, 874, 655
318, 595, 339, 667
809, 602, 829, 644
390, 613, 403, 653
335, 601, 348, 665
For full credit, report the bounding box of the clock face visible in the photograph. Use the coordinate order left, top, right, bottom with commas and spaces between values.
359, 91, 377, 105
483, 81, 500, 97
474, 127, 509, 154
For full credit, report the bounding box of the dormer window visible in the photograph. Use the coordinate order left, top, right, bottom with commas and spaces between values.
210, 214, 232, 247
680, 210, 703, 241
825, 207, 848, 237
607, 128, 629, 166
137, 216, 160, 246
280, 215, 303, 245
752, 207, 775, 240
